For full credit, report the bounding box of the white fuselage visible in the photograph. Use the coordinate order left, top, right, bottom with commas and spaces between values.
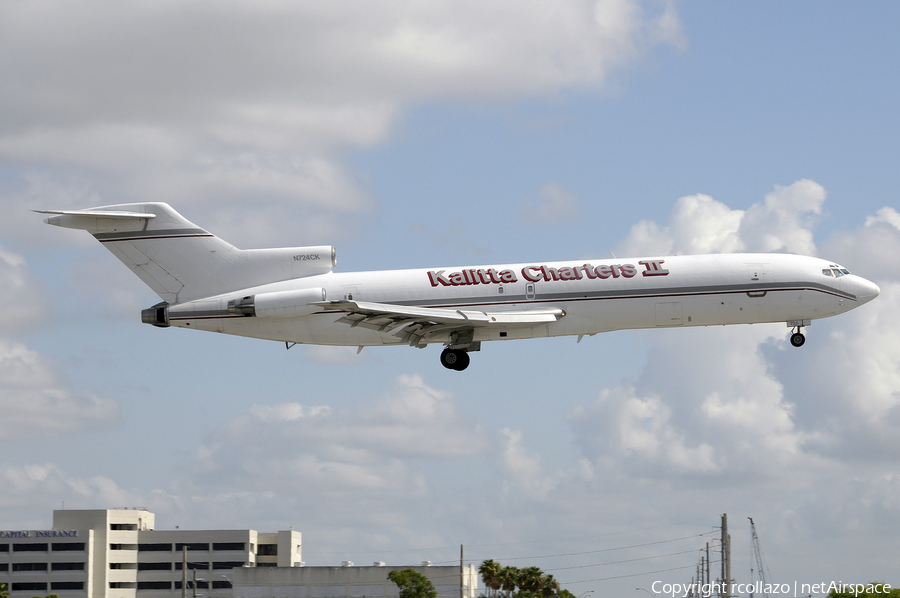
169, 253, 878, 347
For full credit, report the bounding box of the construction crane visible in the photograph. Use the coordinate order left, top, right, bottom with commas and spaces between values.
748, 517, 771, 598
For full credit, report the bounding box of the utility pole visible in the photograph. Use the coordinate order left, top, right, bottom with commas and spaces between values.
182, 546, 187, 598
705, 542, 710, 593
720, 514, 730, 598
460, 544, 464, 598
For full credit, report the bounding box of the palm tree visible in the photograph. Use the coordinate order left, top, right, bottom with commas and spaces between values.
478, 560, 502, 597
517, 566, 545, 595
498, 566, 520, 598
540, 574, 560, 597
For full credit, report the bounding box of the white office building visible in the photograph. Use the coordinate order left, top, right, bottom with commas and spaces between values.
233, 563, 478, 598
0, 509, 301, 598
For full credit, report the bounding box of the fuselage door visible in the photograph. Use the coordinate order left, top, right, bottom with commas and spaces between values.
525, 282, 535, 300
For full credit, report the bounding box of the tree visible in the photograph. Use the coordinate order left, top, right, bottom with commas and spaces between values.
540, 574, 560, 598
479, 559, 502, 597
478, 561, 566, 598
388, 569, 437, 598
517, 567, 545, 596
1, 583, 8, 598
498, 566, 520, 598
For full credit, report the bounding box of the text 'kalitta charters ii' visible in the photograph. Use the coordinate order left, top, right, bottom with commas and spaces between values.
427, 260, 669, 287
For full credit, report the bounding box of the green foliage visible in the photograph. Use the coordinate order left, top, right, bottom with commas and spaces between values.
479, 559, 502, 596
477, 561, 565, 598
1, 582, 8, 598
388, 569, 437, 598
829, 582, 900, 597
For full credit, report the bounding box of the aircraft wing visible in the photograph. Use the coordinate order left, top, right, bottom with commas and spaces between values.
315, 300, 565, 346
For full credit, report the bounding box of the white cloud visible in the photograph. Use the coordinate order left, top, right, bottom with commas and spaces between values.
614, 180, 825, 257
0, 463, 181, 525
0, 246, 50, 331
0, 340, 120, 440
0, 0, 684, 245
193, 374, 489, 495
738, 179, 825, 255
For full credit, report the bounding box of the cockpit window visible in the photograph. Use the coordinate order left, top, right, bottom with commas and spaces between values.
822, 267, 851, 278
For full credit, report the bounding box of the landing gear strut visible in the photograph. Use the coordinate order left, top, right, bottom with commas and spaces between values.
790, 328, 806, 348
440, 348, 470, 371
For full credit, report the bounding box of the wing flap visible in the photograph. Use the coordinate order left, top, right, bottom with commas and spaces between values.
316, 300, 565, 328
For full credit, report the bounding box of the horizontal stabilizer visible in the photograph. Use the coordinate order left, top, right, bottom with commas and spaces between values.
34, 209, 156, 221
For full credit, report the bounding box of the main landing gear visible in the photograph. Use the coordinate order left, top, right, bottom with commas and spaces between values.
440, 348, 470, 371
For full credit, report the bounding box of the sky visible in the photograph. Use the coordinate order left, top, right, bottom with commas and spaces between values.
1, 1, 899, 596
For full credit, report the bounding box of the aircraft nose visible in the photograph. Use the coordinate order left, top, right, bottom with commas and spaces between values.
857, 277, 880, 305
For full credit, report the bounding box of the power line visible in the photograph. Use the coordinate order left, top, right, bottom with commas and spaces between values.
311, 516, 719, 556
561, 563, 698, 585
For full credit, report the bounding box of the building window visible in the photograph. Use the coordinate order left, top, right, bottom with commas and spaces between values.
52, 562, 85, 571
110, 582, 137, 589
213, 542, 246, 551
13, 543, 48, 552
13, 562, 49, 571
257, 544, 278, 556
110, 563, 137, 570
175, 581, 209, 590
137, 581, 172, 590
257, 562, 278, 567
175, 543, 209, 552
52, 582, 85, 591
138, 562, 172, 571
213, 561, 247, 570
212, 581, 233, 590
111, 523, 138, 531
138, 543, 172, 552
110, 543, 137, 550
0, 544, 8, 552
12, 583, 48, 592
0, 564, 7, 572
175, 561, 209, 570
52, 542, 86, 552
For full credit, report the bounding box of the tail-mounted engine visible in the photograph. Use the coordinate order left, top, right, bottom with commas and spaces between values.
141, 302, 170, 328
142, 288, 327, 328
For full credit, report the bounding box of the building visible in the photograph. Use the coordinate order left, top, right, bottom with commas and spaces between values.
0, 509, 301, 598
233, 563, 478, 598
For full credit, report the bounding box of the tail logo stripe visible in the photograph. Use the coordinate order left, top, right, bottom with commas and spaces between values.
93, 228, 212, 242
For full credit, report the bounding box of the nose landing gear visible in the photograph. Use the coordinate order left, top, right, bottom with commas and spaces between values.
440, 348, 470, 371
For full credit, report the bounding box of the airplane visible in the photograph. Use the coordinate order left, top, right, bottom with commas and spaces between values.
36, 202, 880, 371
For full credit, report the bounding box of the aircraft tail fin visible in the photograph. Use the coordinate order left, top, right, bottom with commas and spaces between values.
37, 203, 335, 304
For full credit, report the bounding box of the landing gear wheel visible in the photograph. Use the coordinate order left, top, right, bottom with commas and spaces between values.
790, 332, 806, 347
440, 349, 470, 371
